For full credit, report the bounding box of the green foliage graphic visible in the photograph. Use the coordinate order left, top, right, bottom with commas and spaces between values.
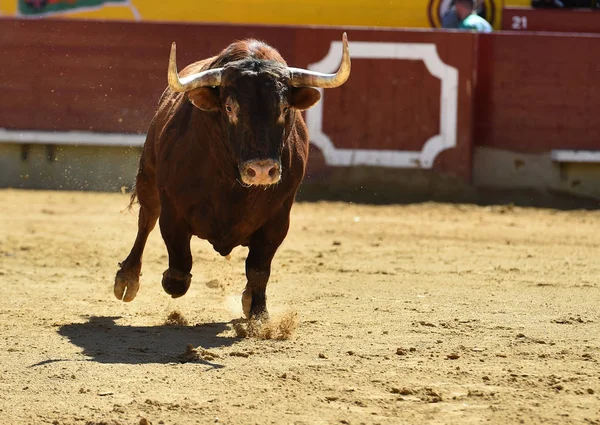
19, 0, 127, 16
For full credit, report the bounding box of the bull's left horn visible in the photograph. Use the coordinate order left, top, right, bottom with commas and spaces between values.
288, 32, 351, 88
168, 42, 223, 92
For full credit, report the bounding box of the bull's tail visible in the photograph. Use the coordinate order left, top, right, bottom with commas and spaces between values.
126, 185, 138, 211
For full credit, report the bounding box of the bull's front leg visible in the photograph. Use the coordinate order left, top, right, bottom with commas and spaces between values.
159, 201, 193, 298
243, 206, 291, 319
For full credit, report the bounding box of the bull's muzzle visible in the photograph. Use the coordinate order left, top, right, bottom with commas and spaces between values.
239, 159, 281, 186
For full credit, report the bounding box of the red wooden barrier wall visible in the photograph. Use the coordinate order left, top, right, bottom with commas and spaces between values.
475, 32, 600, 153
502, 7, 600, 34
2, 17, 600, 186
0, 18, 476, 181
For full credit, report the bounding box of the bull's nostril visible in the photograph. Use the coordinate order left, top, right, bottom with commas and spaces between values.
268, 167, 278, 178
246, 168, 256, 178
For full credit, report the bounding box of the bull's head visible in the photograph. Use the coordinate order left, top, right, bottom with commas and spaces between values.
167, 33, 351, 187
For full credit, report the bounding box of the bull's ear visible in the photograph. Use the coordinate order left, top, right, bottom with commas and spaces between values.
289, 87, 321, 111
187, 87, 221, 111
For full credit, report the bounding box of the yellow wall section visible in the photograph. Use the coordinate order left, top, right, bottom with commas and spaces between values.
0, 1, 530, 28
0, 0, 17, 14
0, 0, 427, 27
133, 0, 428, 28
0, 2, 136, 19
50, 6, 137, 21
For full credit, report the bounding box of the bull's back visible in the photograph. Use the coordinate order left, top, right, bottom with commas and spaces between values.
210, 40, 287, 67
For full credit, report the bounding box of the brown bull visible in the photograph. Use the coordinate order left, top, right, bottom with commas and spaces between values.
114, 33, 351, 318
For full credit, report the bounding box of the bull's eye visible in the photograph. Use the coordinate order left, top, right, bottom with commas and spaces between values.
283, 106, 290, 113
225, 105, 233, 114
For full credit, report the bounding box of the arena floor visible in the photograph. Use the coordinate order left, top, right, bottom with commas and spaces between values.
1, 189, 599, 424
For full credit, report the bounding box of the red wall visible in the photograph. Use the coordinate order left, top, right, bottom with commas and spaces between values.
475, 32, 600, 153
502, 7, 600, 34
0, 18, 476, 181
0, 19, 296, 134
2, 17, 600, 184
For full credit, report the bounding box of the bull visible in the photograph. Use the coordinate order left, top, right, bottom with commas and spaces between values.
114, 33, 351, 319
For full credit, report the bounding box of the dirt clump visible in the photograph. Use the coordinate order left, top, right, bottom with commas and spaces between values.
179, 344, 221, 362
164, 310, 189, 326
233, 311, 298, 340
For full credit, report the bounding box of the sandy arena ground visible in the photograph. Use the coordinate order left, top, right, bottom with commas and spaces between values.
0, 189, 599, 425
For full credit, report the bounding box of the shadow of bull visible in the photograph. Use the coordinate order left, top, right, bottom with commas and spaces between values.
34, 316, 238, 368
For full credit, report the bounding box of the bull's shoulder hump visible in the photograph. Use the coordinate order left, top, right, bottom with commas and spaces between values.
214, 40, 286, 66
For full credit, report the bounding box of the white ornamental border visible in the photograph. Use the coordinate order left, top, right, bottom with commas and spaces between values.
306, 40, 459, 168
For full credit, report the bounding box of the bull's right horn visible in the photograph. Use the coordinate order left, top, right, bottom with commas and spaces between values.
288, 32, 351, 89
168, 42, 223, 92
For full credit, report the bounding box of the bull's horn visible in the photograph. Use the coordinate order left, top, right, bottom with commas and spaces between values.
288, 32, 351, 88
168, 42, 223, 92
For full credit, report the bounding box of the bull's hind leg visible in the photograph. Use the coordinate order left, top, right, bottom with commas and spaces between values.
114, 175, 160, 302
242, 205, 291, 319
159, 200, 193, 298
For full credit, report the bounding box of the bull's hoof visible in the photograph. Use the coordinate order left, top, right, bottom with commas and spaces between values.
241, 288, 268, 319
114, 268, 140, 302
162, 269, 192, 298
